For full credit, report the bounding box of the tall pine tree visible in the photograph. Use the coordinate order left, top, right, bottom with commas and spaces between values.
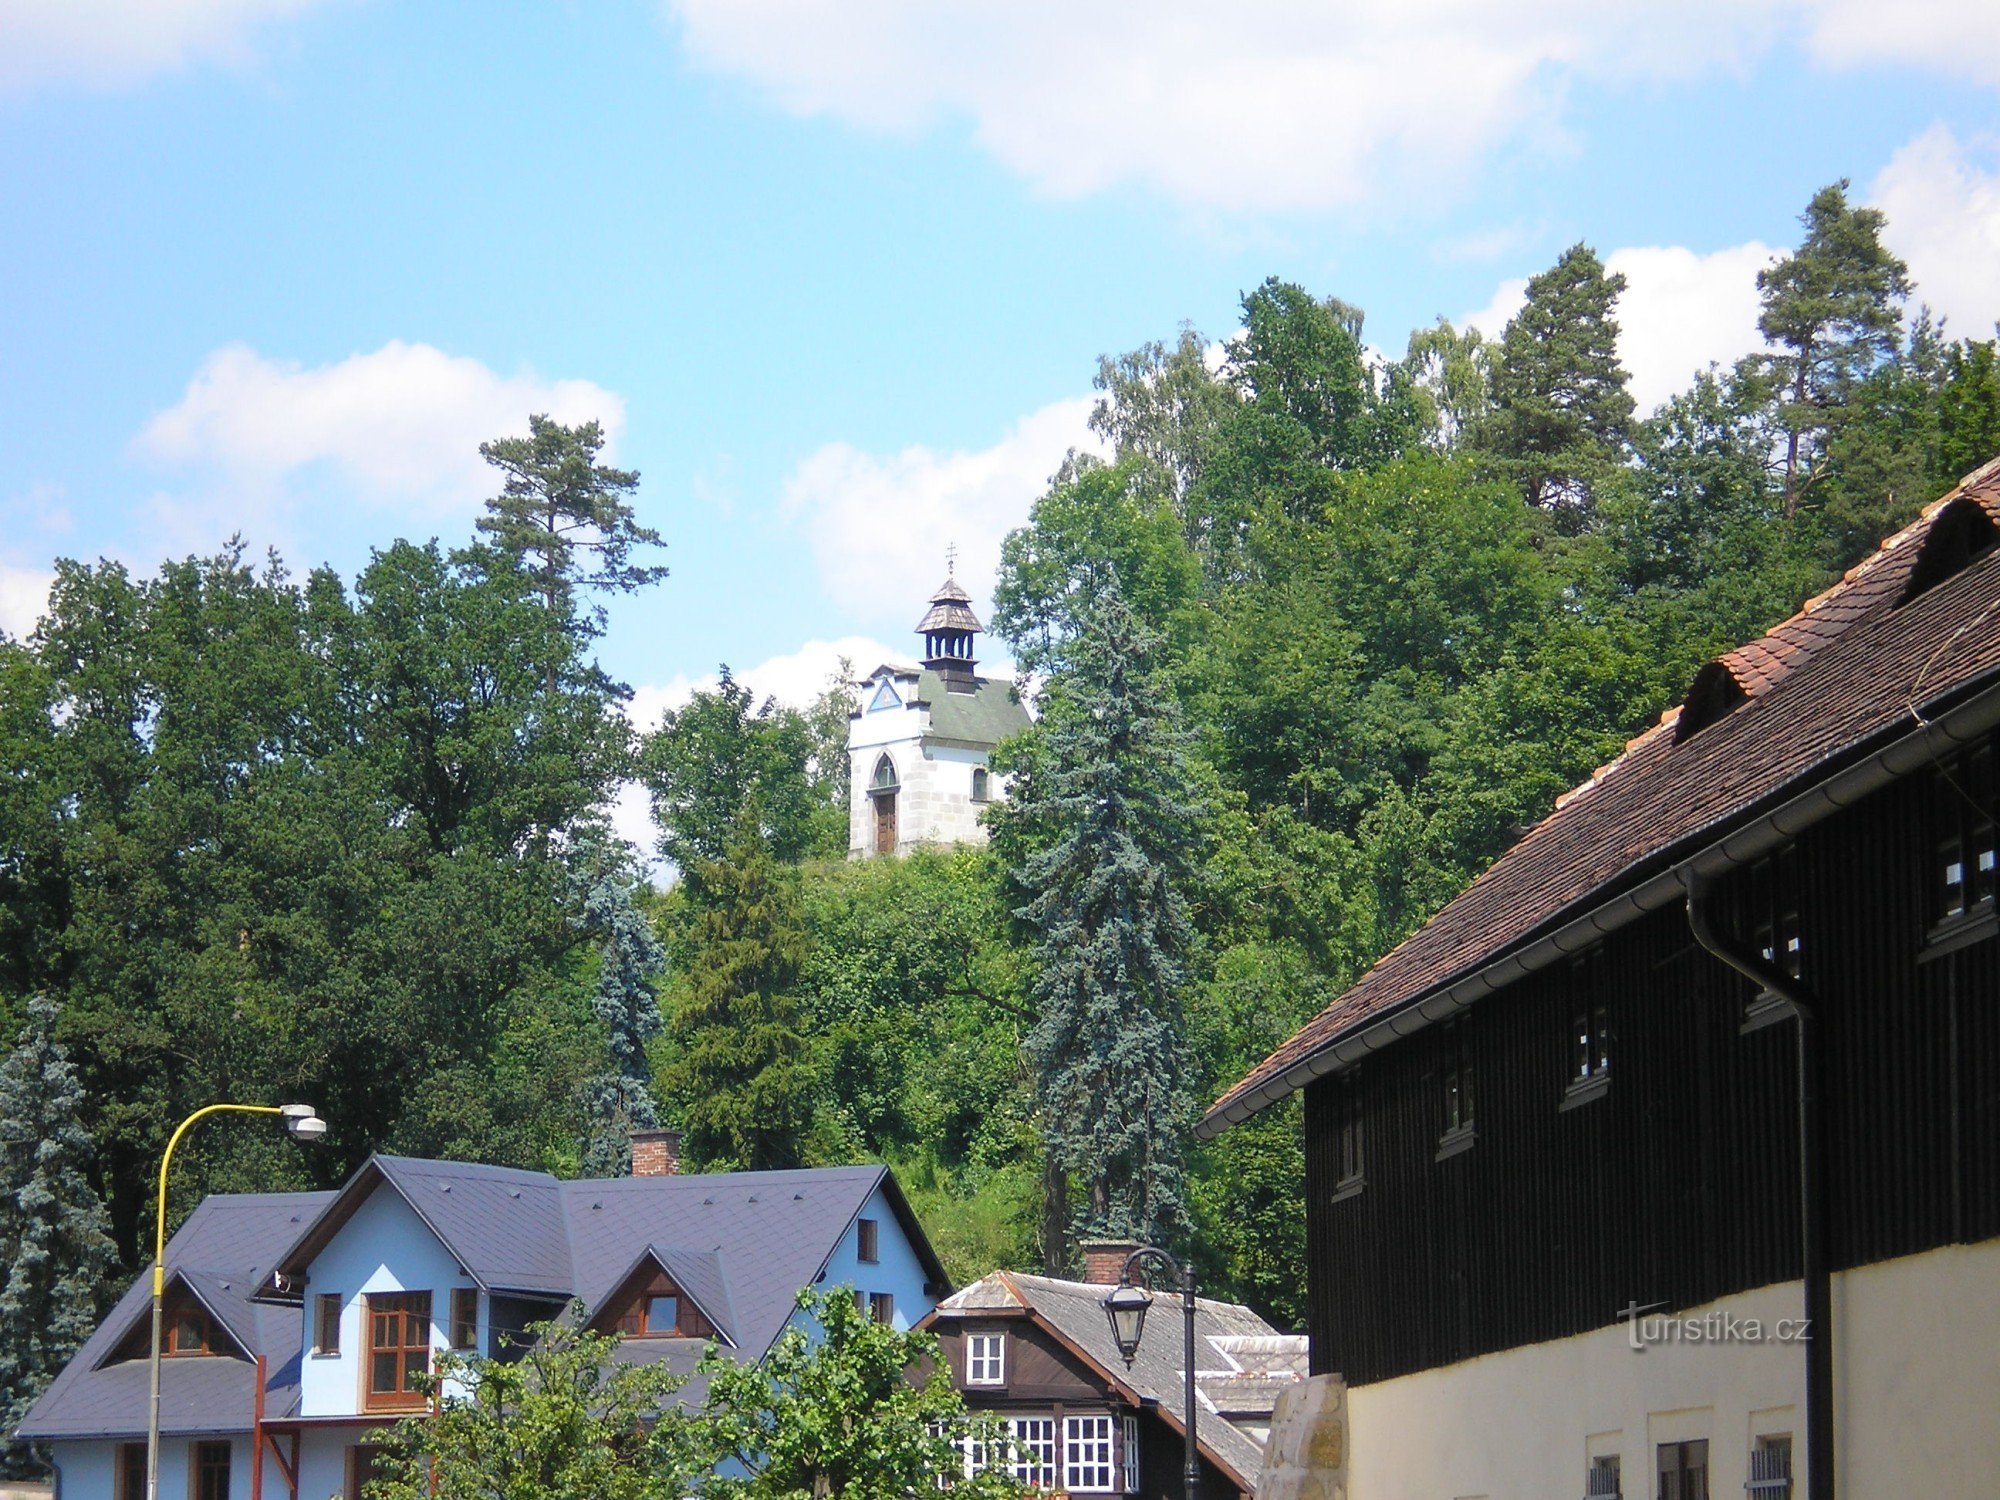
663, 807, 816, 1172
578, 873, 668, 1178
1001, 579, 1203, 1262
0, 997, 116, 1476
1753, 180, 1911, 515
1481, 242, 1635, 530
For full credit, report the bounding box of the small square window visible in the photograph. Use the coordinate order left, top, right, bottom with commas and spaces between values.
966, 1331, 1006, 1384
648, 1294, 680, 1333
857, 1217, 880, 1264
315, 1293, 342, 1355
869, 1291, 895, 1325
1748, 1435, 1792, 1497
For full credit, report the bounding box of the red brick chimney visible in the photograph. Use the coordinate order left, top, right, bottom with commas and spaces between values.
1079, 1240, 1142, 1285
630, 1128, 682, 1177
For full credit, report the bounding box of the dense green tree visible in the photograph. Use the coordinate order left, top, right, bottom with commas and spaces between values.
1088, 323, 1240, 533
1937, 338, 2000, 487
577, 873, 667, 1177
370, 1313, 700, 1500
1479, 242, 1635, 529
1401, 318, 1495, 451
995, 581, 1204, 1260
696, 1287, 1022, 1500
662, 808, 817, 1171
642, 671, 829, 878
476, 414, 665, 632
1753, 180, 1911, 514
0, 997, 117, 1475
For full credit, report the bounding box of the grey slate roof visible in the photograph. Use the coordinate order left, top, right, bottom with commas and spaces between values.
915, 670, 1031, 748
928, 1272, 1299, 1490
19, 1157, 945, 1445
15, 1189, 333, 1442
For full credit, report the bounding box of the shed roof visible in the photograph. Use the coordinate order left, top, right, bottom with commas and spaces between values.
1203, 458, 2000, 1134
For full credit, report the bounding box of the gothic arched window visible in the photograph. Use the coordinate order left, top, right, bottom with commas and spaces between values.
871, 755, 900, 792
870, 755, 899, 855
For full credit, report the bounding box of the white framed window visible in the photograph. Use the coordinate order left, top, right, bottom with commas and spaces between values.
966, 1332, 1006, 1385
1064, 1415, 1117, 1492
1122, 1414, 1141, 1493
1007, 1417, 1056, 1488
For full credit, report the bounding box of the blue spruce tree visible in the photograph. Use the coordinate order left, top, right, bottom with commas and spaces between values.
0, 997, 116, 1476
577, 876, 667, 1177
1001, 579, 1203, 1257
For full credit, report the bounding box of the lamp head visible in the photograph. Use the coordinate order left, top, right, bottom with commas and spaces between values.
281, 1105, 328, 1144
1103, 1280, 1152, 1367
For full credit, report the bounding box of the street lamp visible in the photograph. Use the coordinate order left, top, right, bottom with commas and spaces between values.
147, 1103, 326, 1500
1101, 1246, 1200, 1500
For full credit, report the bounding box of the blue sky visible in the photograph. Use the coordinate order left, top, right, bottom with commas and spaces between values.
4, 0, 1999, 742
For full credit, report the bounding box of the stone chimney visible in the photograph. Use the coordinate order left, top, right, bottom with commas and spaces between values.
1079, 1240, 1142, 1286
630, 1128, 682, 1178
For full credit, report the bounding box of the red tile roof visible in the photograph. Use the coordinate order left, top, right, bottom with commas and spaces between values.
1202, 457, 2000, 1133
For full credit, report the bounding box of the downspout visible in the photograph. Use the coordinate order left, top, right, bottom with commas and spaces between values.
1684, 871, 1833, 1500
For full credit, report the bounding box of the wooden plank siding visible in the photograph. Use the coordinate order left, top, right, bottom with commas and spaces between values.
1302, 755, 2000, 1387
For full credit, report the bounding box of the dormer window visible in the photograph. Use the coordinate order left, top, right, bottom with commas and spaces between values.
606, 1270, 715, 1340
966, 1331, 1005, 1384
166, 1308, 217, 1357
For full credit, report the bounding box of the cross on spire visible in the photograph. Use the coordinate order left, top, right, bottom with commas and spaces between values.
945, 541, 959, 576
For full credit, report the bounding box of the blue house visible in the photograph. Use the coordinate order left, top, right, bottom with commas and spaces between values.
16, 1134, 947, 1500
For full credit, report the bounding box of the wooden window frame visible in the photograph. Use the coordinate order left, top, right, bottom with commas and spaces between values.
965, 1331, 1006, 1385
1564, 947, 1612, 1108
164, 1305, 218, 1357
314, 1293, 342, 1356
191, 1440, 232, 1500
346, 1443, 390, 1500
1436, 1020, 1476, 1158
1656, 1437, 1710, 1500
869, 1291, 895, 1325
1063, 1414, 1118, 1493
1005, 1417, 1056, 1488
611, 1269, 713, 1340
450, 1288, 478, 1351
1332, 1072, 1364, 1200
1930, 741, 1998, 945
857, 1217, 880, 1264
116, 1442, 146, 1500
364, 1291, 433, 1412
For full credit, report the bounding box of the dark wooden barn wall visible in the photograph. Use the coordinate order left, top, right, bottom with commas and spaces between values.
1302, 762, 2000, 1387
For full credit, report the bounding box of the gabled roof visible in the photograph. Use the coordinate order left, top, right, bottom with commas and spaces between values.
21, 1158, 949, 1445
1203, 457, 2000, 1134
585, 1242, 739, 1347
925, 1272, 1294, 1490
16, 1190, 333, 1442
915, 669, 1031, 747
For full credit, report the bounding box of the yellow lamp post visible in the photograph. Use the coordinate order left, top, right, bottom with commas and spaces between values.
147, 1102, 327, 1500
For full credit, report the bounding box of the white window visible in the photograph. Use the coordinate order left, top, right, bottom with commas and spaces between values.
1007, 1417, 1056, 1488
966, 1332, 1006, 1385
1065, 1415, 1117, 1492
1122, 1415, 1141, 1493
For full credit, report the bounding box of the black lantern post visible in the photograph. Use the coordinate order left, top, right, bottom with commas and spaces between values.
1101, 1246, 1200, 1500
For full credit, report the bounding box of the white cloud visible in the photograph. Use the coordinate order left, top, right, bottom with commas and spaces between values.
0, 563, 55, 639
622, 633, 902, 736
1463, 242, 1776, 413
1605, 242, 1778, 411
665, 1, 1996, 214
1872, 125, 2000, 340
781, 395, 1099, 633
135, 341, 626, 532
0, 0, 330, 92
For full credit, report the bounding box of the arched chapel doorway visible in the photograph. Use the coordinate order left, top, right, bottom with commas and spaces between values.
870, 754, 899, 854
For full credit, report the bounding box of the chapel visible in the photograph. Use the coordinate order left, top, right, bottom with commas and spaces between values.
847, 575, 1031, 857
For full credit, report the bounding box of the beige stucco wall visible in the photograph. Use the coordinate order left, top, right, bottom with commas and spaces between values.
1340, 1237, 2000, 1498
